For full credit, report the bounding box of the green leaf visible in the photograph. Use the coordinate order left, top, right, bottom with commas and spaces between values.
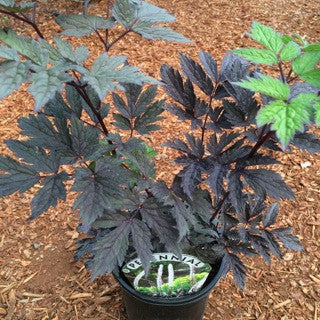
29, 67, 72, 111
282, 35, 294, 44
0, 60, 30, 99
249, 22, 283, 54
315, 104, 320, 126
257, 99, 311, 147
292, 51, 320, 75
233, 48, 277, 65
234, 74, 290, 100
300, 69, 320, 88
83, 53, 158, 100
133, 22, 192, 42
303, 42, 320, 52
29, 171, 69, 220
280, 41, 301, 61
55, 14, 115, 37
0, 29, 48, 66
0, 155, 40, 196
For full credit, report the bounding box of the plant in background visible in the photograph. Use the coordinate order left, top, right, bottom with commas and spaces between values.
0, 0, 319, 290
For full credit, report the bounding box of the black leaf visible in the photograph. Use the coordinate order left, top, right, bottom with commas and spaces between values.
250, 235, 271, 265
291, 132, 320, 154
91, 221, 131, 279
262, 230, 282, 259
227, 171, 243, 213
273, 228, 303, 251
0, 155, 40, 196
134, 100, 165, 134
140, 198, 179, 251
178, 163, 202, 199
206, 163, 227, 197
220, 53, 250, 82
237, 153, 281, 168
245, 129, 282, 152
71, 158, 130, 226
262, 203, 279, 227
29, 171, 69, 220
243, 169, 295, 200
199, 50, 218, 83
225, 253, 247, 289
66, 84, 82, 118
289, 82, 319, 101
160, 64, 196, 110
18, 114, 69, 151
6, 140, 61, 173
112, 113, 132, 130
130, 219, 154, 274
70, 117, 100, 158
179, 53, 214, 96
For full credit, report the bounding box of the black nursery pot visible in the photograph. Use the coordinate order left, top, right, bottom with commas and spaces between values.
114, 259, 224, 320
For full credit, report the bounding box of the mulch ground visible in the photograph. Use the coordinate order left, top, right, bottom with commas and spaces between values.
0, 0, 319, 319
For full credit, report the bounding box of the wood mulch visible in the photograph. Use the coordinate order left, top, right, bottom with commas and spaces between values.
0, 0, 319, 319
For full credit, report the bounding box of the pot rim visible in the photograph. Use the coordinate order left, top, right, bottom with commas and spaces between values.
114, 258, 224, 306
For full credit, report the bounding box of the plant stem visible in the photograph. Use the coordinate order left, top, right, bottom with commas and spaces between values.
286, 68, 293, 82
209, 191, 229, 224
106, 20, 137, 52
0, 9, 44, 39
247, 128, 274, 158
201, 84, 218, 143
107, 28, 132, 51
105, 0, 112, 46
201, 102, 211, 142
95, 29, 108, 51
278, 62, 285, 83
32, 0, 38, 23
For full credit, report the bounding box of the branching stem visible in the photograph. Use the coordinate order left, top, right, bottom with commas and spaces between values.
0, 8, 44, 39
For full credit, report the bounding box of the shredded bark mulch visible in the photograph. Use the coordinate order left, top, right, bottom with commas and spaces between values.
0, 0, 319, 319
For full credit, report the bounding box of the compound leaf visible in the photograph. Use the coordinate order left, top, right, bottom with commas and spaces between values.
300, 69, 320, 88
257, 96, 313, 147
243, 169, 295, 200
0, 29, 48, 66
280, 41, 300, 61
29, 171, 69, 219
0, 60, 29, 99
0, 155, 40, 196
29, 67, 72, 111
233, 48, 277, 65
234, 74, 290, 101
249, 21, 283, 54
133, 23, 191, 42
55, 14, 115, 37
292, 51, 320, 75
91, 221, 131, 279
131, 219, 154, 273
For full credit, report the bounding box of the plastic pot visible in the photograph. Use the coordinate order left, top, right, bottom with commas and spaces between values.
114, 259, 224, 320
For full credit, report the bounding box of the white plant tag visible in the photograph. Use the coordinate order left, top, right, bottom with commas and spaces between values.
122, 253, 212, 297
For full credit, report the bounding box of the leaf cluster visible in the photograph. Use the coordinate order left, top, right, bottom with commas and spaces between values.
0, 5, 317, 291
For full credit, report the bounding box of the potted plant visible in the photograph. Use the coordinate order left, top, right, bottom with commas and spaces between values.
0, 0, 319, 319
